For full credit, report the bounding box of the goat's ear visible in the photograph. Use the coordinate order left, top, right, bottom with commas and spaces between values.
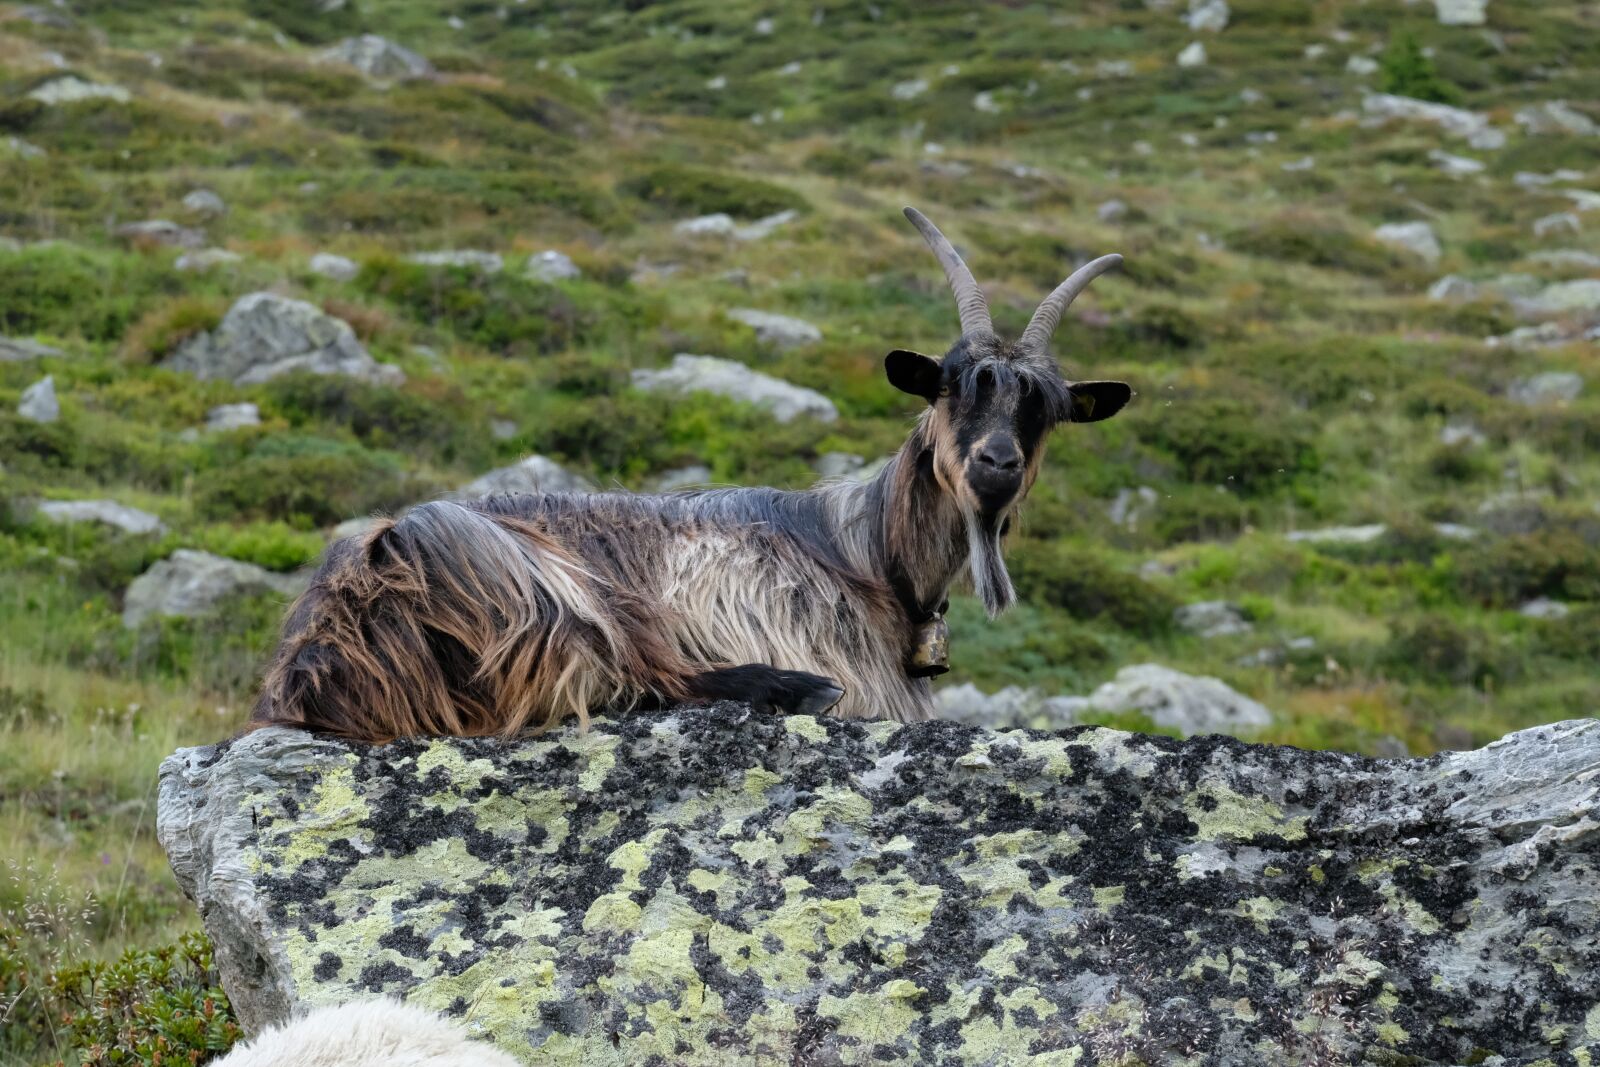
1068, 381, 1132, 423
885, 350, 943, 402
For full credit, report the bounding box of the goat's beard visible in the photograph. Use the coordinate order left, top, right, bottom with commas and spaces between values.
963, 507, 1015, 618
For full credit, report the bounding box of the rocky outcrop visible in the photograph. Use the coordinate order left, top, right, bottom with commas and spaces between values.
459, 455, 594, 498
726, 308, 822, 349
1362, 93, 1505, 149
321, 36, 434, 82
27, 75, 130, 105
165, 293, 403, 387
38, 499, 165, 536
123, 549, 304, 628
633, 355, 838, 423
159, 710, 1600, 1064
17, 375, 58, 423
1373, 220, 1441, 264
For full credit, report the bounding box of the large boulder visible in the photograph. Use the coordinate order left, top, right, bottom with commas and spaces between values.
320, 36, 434, 82
1085, 663, 1272, 735
158, 709, 1600, 1063
1362, 93, 1505, 149
633, 355, 838, 423
165, 293, 403, 387
725, 309, 822, 349
459, 455, 594, 498
123, 549, 305, 628
38, 499, 165, 536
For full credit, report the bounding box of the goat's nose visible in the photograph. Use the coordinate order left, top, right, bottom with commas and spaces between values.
976, 442, 1022, 473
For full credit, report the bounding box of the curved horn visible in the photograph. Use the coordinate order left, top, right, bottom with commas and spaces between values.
1018, 253, 1123, 354
903, 206, 992, 338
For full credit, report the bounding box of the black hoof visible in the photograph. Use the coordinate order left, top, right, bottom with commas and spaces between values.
686, 664, 847, 716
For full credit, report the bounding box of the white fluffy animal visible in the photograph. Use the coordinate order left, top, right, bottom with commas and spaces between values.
211, 999, 520, 1067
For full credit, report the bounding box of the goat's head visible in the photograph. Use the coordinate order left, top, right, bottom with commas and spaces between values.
888, 206, 1131, 615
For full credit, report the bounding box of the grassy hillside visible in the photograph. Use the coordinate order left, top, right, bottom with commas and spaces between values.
1, 0, 1597, 1060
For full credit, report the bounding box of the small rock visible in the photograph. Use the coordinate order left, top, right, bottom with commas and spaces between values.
1346, 54, 1379, 75
891, 79, 928, 101
726, 309, 822, 350
1433, 522, 1478, 541
1097, 199, 1129, 224
1281, 156, 1316, 172
753, 16, 774, 35
1515, 101, 1597, 137
705, 75, 727, 91
1373, 221, 1441, 264
166, 293, 402, 388
18, 375, 58, 423
1185, 0, 1229, 32
1487, 322, 1572, 349
633, 355, 838, 424
490, 419, 519, 441
1434, 0, 1488, 25
175, 248, 242, 272
1507, 372, 1582, 406
1362, 93, 1504, 149
5, 136, 45, 160
1529, 250, 1600, 269
675, 214, 739, 238
1520, 279, 1600, 316
406, 250, 504, 274
1287, 524, 1387, 545
17, 5, 75, 29
460, 456, 594, 498
1483, 273, 1542, 299
115, 220, 206, 249
526, 250, 580, 283
1088, 664, 1272, 736
815, 452, 865, 480
309, 253, 360, 281
38, 500, 166, 536
205, 403, 260, 432
1440, 421, 1487, 447
1520, 597, 1570, 620
1428, 149, 1485, 175
320, 36, 434, 82
331, 516, 380, 541
936, 683, 1087, 731
0, 337, 62, 362
123, 550, 305, 628
1177, 41, 1207, 67
27, 75, 130, 105
182, 189, 226, 217
1175, 601, 1252, 638
1514, 169, 1586, 188
1428, 275, 1479, 302
737, 211, 799, 241
648, 465, 712, 493
1108, 486, 1159, 530
1532, 213, 1581, 238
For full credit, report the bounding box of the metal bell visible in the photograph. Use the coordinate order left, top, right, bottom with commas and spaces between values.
907, 614, 950, 678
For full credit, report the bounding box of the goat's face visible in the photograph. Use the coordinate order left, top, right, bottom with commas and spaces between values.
889, 207, 1131, 615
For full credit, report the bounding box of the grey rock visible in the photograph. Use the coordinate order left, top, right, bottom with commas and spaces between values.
17, 5, 75, 29
158, 713, 1600, 1057
27, 75, 130, 105
726, 308, 822, 349
489, 419, 519, 441
320, 36, 434, 82
1346, 54, 1380, 75
525, 250, 581, 283
1184, 0, 1228, 32
115, 219, 206, 249
1434, 0, 1488, 25
205, 403, 261, 432
1520, 279, 1600, 316
4, 136, 45, 160
1087, 663, 1272, 735
1508, 371, 1583, 406
1174, 600, 1252, 638
1373, 221, 1441, 264
1097, 198, 1129, 223
330, 516, 380, 541
1362, 93, 1504, 149
405, 250, 503, 274
182, 189, 226, 217
890, 78, 928, 101
1433, 522, 1480, 540
1176, 40, 1206, 67
675, 210, 799, 241
633, 355, 838, 423
166, 293, 403, 388
1514, 169, 1587, 188
815, 452, 865, 480
935, 683, 1088, 731
1287, 523, 1387, 544
175, 248, 242, 272
0, 337, 62, 361
123, 550, 304, 628
1487, 322, 1574, 348
1533, 212, 1582, 238
459, 455, 594, 498
18, 375, 58, 423
38, 499, 166, 536
1427, 148, 1485, 175
1109, 486, 1159, 529
308, 253, 360, 281
1530, 250, 1600, 269
1483, 272, 1542, 299
1515, 101, 1597, 137
647, 465, 712, 493
1440, 420, 1487, 447
1520, 597, 1570, 620
1428, 275, 1478, 301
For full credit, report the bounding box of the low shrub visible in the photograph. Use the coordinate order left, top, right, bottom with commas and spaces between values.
192, 443, 423, 527
1230, 215, 1412, 280
120, 297, 223, 366
618, 164, 806, 220
1378, 31, 1460, 104
1454, 528, 1600, 607
1384, 614, 1516, 690
1008, 543, 1177, 635
1129, 390, 1318, 494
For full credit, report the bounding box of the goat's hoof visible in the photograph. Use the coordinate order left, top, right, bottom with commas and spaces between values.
769, 670, 845, 717
792, 682, 846, 717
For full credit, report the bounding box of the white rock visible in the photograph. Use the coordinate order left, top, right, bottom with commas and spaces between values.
1429, 275, 1479, 302
1507, 372, 1582, 406
1096, 60, 1134, 78
1520, 597, 1570, 620
1562, 190, 1600, 213
1346, 55, 1379, 75
1514, 169, 1586, 188
1434, 0, 1488, 25
1287, 524, 1388, 545
1520, 279, 1600, 316
1533, 213, 1581, 238
1097, 199, 1129, 224
175, 248, 241, 272
1530, 250, 1600, 269
526, 250, 580, 282
1487, 322, 1572, 349
320, 36, 434, 81
165, 293, 403, 387
1362, 93, 1504, 149
816, 452, 866, 480
1428, 149, 1485, 175
38, 499, 166, 536
1109, 486, 1159, 530
3, 136, 45, 160
459, 455, 593, 498
736, 210, 799, 241
972, 91, 1000, 114
1087, 664, 1272, 736
705, 75, 727, 91
1515, 101, 1597, 137
330, 516, 380, 541
753, 17, 774, 35
0, 337, 62, 361
27, 75, 129, 105
1174, 600, 1253, 638
1185, 0, 1229, 32
205, 403, 260, 432
936, 683, 1088, 731
182, 189, 226, 217
406, 250, 503, 273
675, 214, 738, 238
648, 465, 713, 492
115, 219, 205, 249
726, 308, 822, 349
18, 375, 58, 423
1440, 421, 1487, 447
1434, 522, 1479, 541
1374, 221, 1442, 264
309, 253, 360, 281
123, 550, 305, 628
632, 354, 838, 423
891, 79, 928, 101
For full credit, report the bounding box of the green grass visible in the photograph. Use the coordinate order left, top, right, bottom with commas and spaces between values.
1, 0, 1598, 1061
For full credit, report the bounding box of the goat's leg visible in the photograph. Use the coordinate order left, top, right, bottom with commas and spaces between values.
684, 664, 845, 717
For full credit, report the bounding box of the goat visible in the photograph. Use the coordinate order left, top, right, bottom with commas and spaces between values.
211, 999, 519, 1067
251, 207, 1130, 742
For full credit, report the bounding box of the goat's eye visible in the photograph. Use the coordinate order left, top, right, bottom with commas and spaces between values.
938, 384, 951, 398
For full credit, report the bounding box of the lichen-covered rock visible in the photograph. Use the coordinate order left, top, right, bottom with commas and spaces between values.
166, 293, 404, 387
633, 354, 838, 423
458, 455, 594, 498
124, 549, 304, 627
321, 36, 434, 82
158, 709, 1600, 1065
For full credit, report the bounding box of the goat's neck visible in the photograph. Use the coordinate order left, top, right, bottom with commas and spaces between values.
860, 433, 968, 613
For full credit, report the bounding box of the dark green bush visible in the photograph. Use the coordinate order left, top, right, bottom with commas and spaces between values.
1455, 529, 1600, 607
260, 373, 478, 462
1378, 32, 1460, 104
192, 444, 423, 527
244, 0, 362, 42
1130, 391, 1318, 493
1008, 543, 1177, 635
1384, 614, 1514, 690
1152, 487, 1251, 545
618, 164, 806, 220
1231, 216, 1413, 280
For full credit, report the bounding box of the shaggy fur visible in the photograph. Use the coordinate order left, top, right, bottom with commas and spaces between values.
250, 208, 1129, 743
211, 1000, 519, 1067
